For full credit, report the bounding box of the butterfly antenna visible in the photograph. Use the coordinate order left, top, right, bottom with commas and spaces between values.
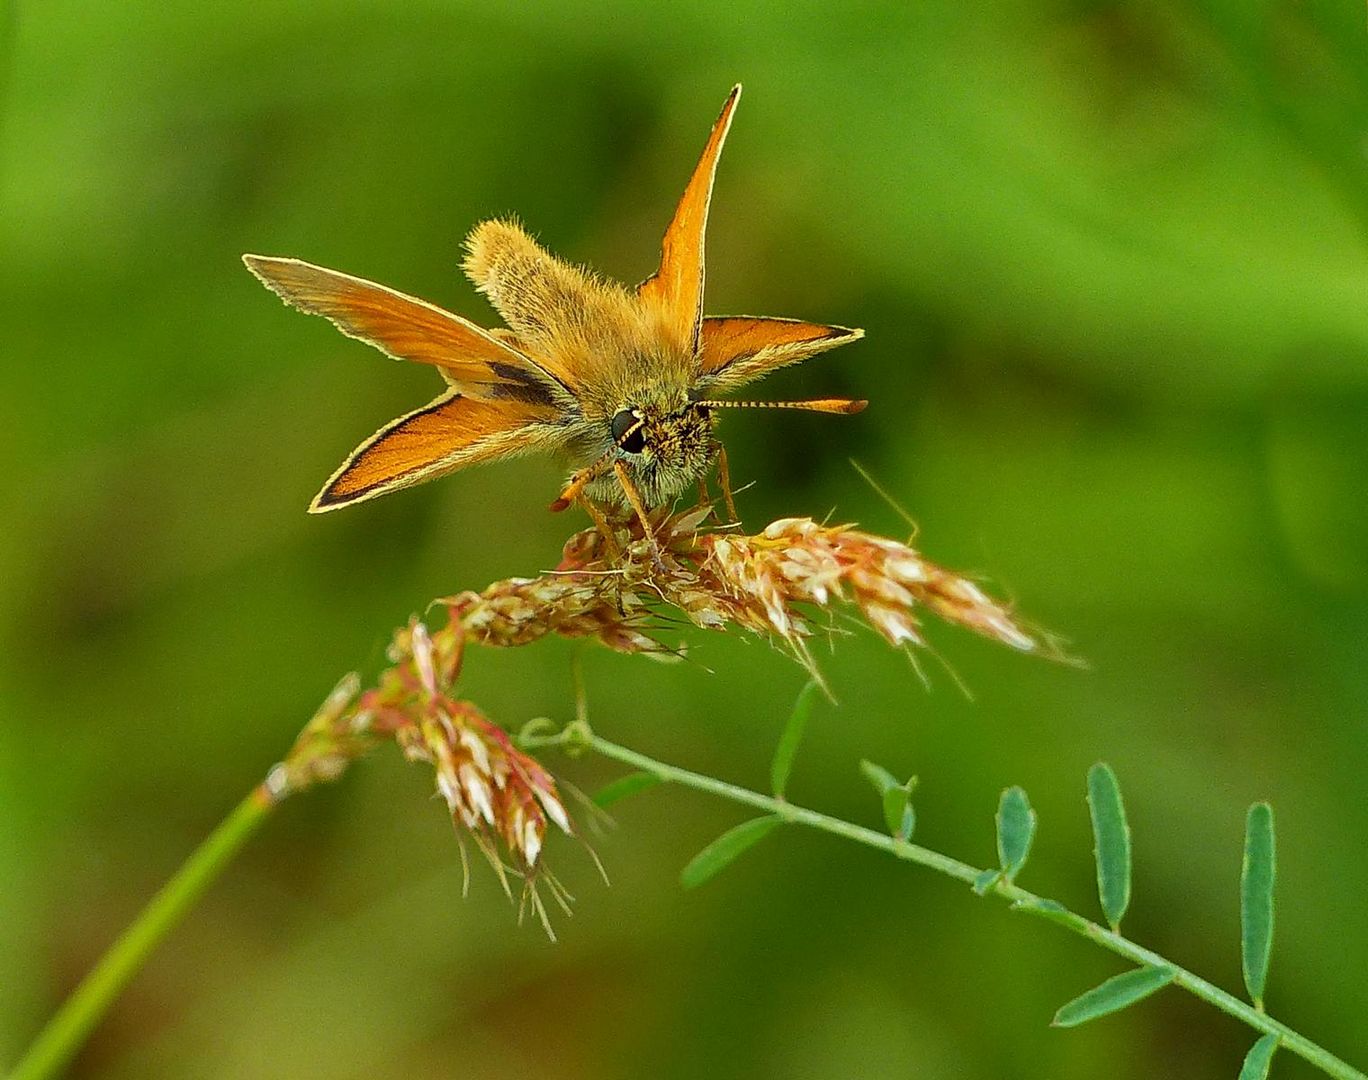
695, 398, 867, 415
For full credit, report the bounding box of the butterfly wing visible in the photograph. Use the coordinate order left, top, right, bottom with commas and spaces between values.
697, 316, 863, 395
310, 389, 557, 512
637, 85, 741, 357
243, 255, 567, 407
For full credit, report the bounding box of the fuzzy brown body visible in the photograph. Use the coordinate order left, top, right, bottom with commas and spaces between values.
242, 85, 865, 521
461, 219, 720, 507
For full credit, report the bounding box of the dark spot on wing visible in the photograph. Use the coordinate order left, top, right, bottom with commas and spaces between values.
487, 361, 557, 407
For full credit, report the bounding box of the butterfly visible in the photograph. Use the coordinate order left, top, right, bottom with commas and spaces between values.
243, 85, 864, 534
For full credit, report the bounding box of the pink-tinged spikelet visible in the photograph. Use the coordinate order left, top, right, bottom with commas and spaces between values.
274, 619, 575, 933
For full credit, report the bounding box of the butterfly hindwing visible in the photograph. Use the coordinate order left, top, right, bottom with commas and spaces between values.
311, 390, 551, 512
698, 316, 863, 394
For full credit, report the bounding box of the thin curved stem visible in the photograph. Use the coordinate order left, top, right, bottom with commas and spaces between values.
564, 731, 1365, 1080
7, 786, 277, 1080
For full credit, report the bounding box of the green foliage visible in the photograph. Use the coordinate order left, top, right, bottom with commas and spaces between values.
1087, 764, 1132, 930
590, 737, 1365, 1078
1051, 966, 1176, 1028
770, 680, 818, 799
1239, 1034, 1280, 1080
1242, 803, 1277, 1008
859, 760, 916, 841
592, 771, 661, 808
974, 785, 1035, 894
1012, 897, 1073, 927
679, 816, 785, 889
995, 786, 1035, 882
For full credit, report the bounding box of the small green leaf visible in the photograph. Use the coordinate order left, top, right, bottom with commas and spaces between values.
771, 680, 818, 799
972, 868, 1002, 895
1012, 897, 1074, 927
1087, 763, 1132, 929
1241, 802, 1276, 1007
1237, 1034, 1279, 1080
883, 785, 916, 840
592, 771, 661, 809
859, 760, 915, 839
860, 759, 900, 795
1051, 965, 1176, 1028
680, 816, 784, 889
996, 786, 1036, 881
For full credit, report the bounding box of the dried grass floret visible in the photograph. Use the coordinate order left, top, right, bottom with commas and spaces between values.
440, 503, 1062, 670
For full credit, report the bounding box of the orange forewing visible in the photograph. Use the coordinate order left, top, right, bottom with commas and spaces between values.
311, 391, 542, 512
243, 255, 565, 403
637, 85, 741, 357
698, 316, 864, 393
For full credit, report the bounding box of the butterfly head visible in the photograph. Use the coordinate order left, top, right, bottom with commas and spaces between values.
578, 383, 716, 506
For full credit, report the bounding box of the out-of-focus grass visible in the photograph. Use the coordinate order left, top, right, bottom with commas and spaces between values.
2, 3, 1366, 1078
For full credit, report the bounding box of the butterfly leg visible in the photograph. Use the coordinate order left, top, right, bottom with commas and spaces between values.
712, 441, 740, 525
574, 492, 621, 560
550, 453, 610, 512
612, 461, 665, 571
695, 470, 722, 523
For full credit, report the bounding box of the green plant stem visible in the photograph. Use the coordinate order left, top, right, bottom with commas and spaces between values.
569, 731, 1366, 1080
7, 786, 277, 1080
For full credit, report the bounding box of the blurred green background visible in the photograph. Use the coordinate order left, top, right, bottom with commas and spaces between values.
3, 2, 1367, 1077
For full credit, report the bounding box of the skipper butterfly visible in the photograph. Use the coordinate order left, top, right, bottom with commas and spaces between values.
244, 86, 864, 531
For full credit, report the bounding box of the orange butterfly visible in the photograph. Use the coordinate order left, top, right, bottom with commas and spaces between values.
244, 85, 864, 532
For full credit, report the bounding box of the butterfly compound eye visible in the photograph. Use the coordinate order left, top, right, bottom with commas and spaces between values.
611, 409, 646, 454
